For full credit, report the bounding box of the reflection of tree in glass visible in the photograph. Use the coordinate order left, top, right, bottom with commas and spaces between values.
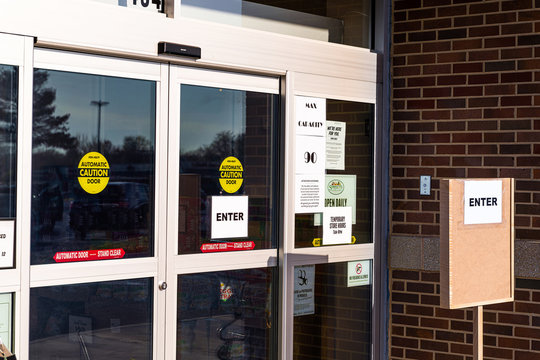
0, 66, 17, 131
75, 135, 152, 160
76, 134, 114, 155
120, 135, 153, 160
0, 66, 17, 155
33, 70, 77, 152
181, 130, 244, 165
0, 66, 17, 217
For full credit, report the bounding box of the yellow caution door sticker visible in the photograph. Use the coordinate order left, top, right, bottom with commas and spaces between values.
219, 156, 243, 193
313, 235, 356, 247
78, 152, 110, 194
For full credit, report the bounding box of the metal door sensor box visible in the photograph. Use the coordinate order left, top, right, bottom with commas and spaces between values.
158, 42, 201, 59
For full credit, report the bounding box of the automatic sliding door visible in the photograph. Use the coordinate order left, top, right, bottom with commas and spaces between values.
167, 67, 280, 359
27, 49, 164, 360
283, 72, 377, 359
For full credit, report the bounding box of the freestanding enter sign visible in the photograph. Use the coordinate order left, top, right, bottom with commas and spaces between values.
440, 178, 514, 359
440, 178, 514, 308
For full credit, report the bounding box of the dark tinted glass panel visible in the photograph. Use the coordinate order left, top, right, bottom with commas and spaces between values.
295, 100, 374, 247
179, 85, 278, 254
0, 65, 18, 218
30, 278, 153, 359
182, 0, 372, 48
293, 262, 372, 359
177, 268, 276, 359
31, 69, 155, 264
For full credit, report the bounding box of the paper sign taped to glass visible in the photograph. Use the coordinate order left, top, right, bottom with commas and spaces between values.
440, 178, 514, 309
325, 120, 346, 170
294, 265, 315, 316
0, 221, 14, 269
322, 206, 352, 246
314, 174, 356, 226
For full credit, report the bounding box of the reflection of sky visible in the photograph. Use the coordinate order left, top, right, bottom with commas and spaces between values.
45, 70, 156, 147
180, 85, 245, 153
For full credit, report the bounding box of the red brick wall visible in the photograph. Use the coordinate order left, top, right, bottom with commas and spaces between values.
391, 0, 540, 240
391, 270, 540, 360
390, 0, 540, 358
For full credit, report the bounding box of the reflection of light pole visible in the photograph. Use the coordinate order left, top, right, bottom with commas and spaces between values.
90, 100, 109, 153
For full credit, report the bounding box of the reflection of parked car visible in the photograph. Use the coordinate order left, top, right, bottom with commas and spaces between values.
0, 184, 16, 218
32, 183, 64, 234
69, 182, 150, 238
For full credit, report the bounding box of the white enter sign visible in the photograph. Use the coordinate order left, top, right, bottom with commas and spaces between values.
464, 180, 502, 225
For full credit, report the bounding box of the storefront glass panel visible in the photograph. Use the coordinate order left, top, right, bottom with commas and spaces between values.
293, 261, 372, 359
0, 65, 17, 219
180, 0, 372, 48
0, 293, 13, 354
31, 69, 156, 265
177, 268, 275, 359
29, 278, 153, 359
295, 100, 374, 248
178, 85, 278, 254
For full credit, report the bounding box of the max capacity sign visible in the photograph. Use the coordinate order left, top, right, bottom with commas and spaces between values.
219, 156, 243, 194
78, 152, 109, 194
294, 95, 326, 214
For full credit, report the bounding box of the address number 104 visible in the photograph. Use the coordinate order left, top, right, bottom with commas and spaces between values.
132, 0, 163, 11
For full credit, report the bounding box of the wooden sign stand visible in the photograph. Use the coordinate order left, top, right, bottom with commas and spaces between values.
473, 306, 483, 360
440, 178, 514, 359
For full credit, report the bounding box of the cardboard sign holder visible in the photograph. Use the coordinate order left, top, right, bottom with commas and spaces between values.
440, 178, 514, 359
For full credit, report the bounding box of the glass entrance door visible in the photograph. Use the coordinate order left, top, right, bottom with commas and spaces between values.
14, 42, 378, 359
281, 71, 378, 359
25, 49, 167, 359
165, 67, 280, 359
22, 49, 281, 360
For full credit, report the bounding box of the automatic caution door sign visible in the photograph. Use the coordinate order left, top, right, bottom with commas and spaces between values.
78, 152, 110, 194
219, 156, 243, 194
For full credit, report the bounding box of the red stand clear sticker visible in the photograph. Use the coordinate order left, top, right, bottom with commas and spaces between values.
200, 241, 255, 253
54, 249, 125, 262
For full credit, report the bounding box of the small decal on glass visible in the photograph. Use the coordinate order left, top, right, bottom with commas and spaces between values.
219, 156, 243, 194
77, 152, 110, 194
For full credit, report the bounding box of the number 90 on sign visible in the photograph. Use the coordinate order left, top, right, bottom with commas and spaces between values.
304, 152, 317, 164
